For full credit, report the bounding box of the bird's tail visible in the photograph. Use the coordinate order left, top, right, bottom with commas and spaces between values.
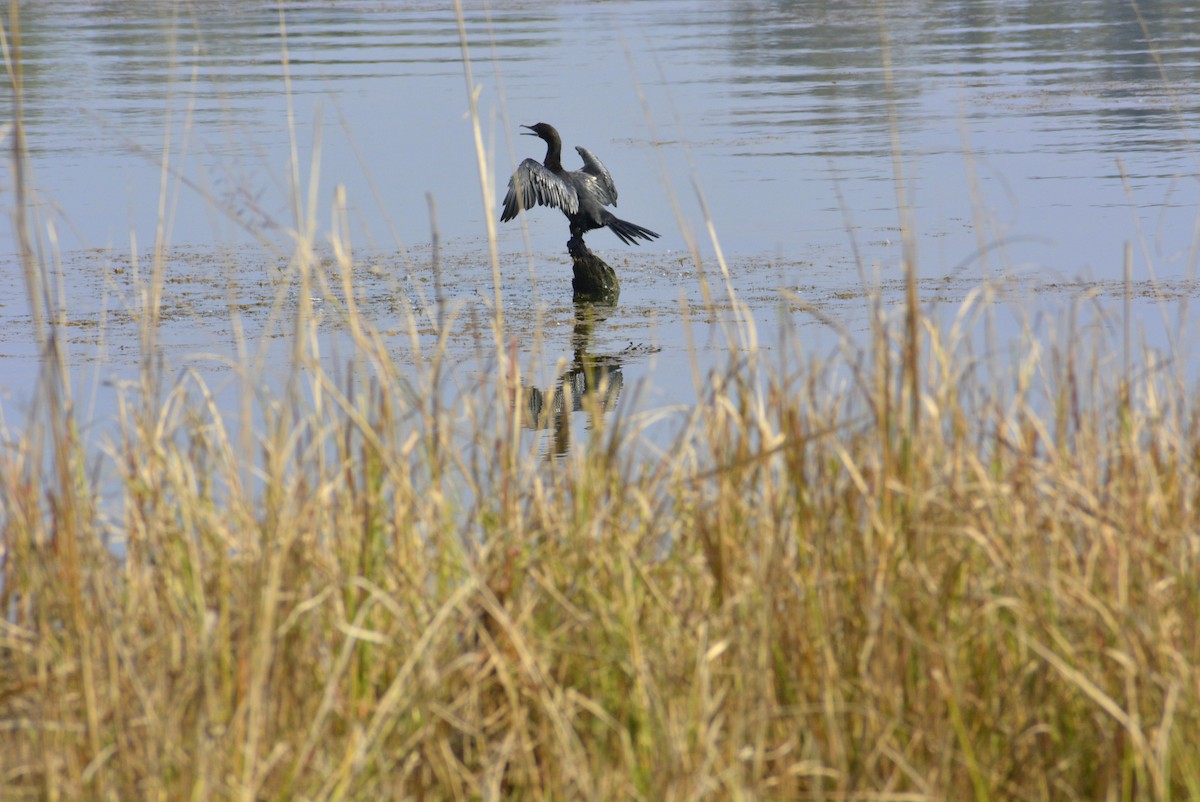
607, 217, 661, 246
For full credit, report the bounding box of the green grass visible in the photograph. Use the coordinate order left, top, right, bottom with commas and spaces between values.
3, 5, 1200, 800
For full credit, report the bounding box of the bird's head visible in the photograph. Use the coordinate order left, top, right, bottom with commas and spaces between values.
520, 122, 559, 142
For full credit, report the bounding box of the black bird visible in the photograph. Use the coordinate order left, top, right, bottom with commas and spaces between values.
501, 123, 660, 246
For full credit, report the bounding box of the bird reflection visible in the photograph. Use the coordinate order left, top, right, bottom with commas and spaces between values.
521, 300, 624, 457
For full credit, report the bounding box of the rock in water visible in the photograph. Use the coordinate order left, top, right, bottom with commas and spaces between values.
568, 236, 620, 304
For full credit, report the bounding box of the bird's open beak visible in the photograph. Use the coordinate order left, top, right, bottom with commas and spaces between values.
520, 125, 537, 136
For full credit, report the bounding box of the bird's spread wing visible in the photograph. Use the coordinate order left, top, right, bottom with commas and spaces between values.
574, 146, 618, 206
501, 159, 578, 221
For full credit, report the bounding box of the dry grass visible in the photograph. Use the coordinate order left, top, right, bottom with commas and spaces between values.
3, 5, 1200, 801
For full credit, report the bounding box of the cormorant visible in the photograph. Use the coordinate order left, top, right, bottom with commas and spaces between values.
501, 123, 660, 246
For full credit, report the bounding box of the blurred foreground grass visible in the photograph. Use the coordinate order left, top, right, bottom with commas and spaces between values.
3, 229, 1198, 800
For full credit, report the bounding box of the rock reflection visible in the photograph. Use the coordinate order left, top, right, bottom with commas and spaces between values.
521, 301, 624, 458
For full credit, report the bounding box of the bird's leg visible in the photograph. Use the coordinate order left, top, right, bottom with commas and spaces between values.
567, 234, 589, 259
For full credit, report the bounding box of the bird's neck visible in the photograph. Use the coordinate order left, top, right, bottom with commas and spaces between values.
541, 135, 564, 172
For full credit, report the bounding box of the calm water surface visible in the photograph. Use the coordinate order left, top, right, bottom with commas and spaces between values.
4, 0, 1200, 438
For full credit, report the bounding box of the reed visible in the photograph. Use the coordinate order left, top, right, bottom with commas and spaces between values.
3, 5, 1199, 801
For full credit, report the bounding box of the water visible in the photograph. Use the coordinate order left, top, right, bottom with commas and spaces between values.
4, 0, 1200, 442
